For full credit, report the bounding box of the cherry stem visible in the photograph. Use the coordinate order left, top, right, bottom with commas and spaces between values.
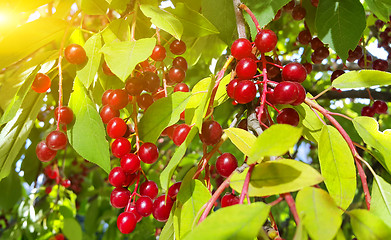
366, 88, 374, 103
310, 86, 333, 100
132, 97, 140, 151
239, 4, 261, 32
304, 97, 371, 209
126, 173, 141, 212
239, 164, 254, 204
268, 212, 281, 235
257, 53, 269, 124
328, 111, 353, 121
269, 196, 284, 206
265, 101, 280, 114
156, 27, 161, 45
282, 193, 300, 225
130, 1, 138, 41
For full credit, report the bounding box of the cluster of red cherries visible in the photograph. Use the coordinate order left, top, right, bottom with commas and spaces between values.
42, 164, 71, 194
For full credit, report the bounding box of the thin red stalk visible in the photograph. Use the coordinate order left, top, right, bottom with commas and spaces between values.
269, 212, 280, 234
239, 165, 254, 204
257, 53, 269, 124
269, 196, 283, 206
199, 174, 233, 223
305, 98, 371, 209
126, 174, 141, 212
328, 111, 353, 121
239, 4, 261, 31
132, 97, 140, 151
265, 101, 280, 113
156, 27, 161, 45
282, 193, 300, 225
130, 2, 138, 41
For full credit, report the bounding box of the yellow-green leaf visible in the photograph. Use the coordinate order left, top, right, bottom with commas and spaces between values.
349, 209, 391, 240
332, 70, 391, 89
224, 127, 256, 156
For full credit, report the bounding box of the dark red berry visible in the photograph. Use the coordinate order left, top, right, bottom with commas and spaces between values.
137, 93, 154, 110
310, 0, 319, 7
173, 83, 189, 92
138, 142, 159, 164
172, 57, 188, 71
108, 89, 128, 110
111, 137, 131, 158
231, 38, 252, 59
32, 73, 51, 93
170, 40, 186, 55
283, 1, 295, 12
254, 29, 278, 53
291, 83, 306, 106
117, 212, 137, 234
139, 180, 159, 199
61, 179, 71, 188
221, 193, 240, 207
143, 71, 160, 93
216, 153, 238, 178
313, 46, 329, 60
237, 119, 247, 130
109, 167, 127, 187
136, 196, 153, 217
45, 186, 52, 194
172, 124, 191, 146
276, 108, 300, 126
107, 117, 127, 139
310, 37, 323, 50
102, 89, 113, 105
361, 105, 375, 117
36, 141, 57, 162
347, 46, 363, 62
100, 105, 120, 124
153, 195, 174, 222
282, 62, 307, 83
120, 153, 140, 174
233, 80, 257, 104
226, 78, 240, 99
102, 61, 115, 76
292, 6, 306, 20
297, 30, 312, 45
167, 182, 181, 200
151, 45, 166, 61
330, 70, 345, 82
64, 44, 87, 65
273, 81, 299, 104
303, 63, 312, 74
46, 130, 67, 150
110, 187, 131, 208
55, 106, 74, 125
125, 77, 144, 96
199, 120, 223, 146
373, 100, 388, 114
168, 67, 186, 83
372, 59, 388, 71
358, 55, 372, 68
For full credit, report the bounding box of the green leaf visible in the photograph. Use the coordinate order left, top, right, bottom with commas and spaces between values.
214, 73, 231, 106
201, 0, 236, 44
0, 91, 44, 181
138, 92, 192, 143
160, 213, 175, 240
21, 128, 41, 185
224, 127, 256, 156
76, 33, 102, 88
365, 0, 391, 22
101, 19, 130, 44
332, 70, 391, 89
293, 220, 309, 240
85, 200, 101, 235
167, 3, 219, 37
160, 127, 198, 191
172, 0, 201, 10
0, 17, 67, 69
318, 125, 356, 209
371, 174, 391, 228
296, 187, 342, 240
63, 218, 83, 240
230, 159, 323, 196
349, 209, 391, 240
247, 124, 302, 164
81, 0, 109, 15
315, 0, 365, 61
101, 38, 156, 81
293, 101, 324, 143
140, 4, 183, 40
352, 116, 391, 173
0, 171, 23, 210
183, 202, 270, 240
67, 79, 111, 174
175, 180, 211, 238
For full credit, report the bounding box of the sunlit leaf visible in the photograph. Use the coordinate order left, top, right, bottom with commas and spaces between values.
224, 127, 256, 156
81, 0, 109, 15
349, 209, 391, 240
332, 70, 391, 89
63, 218, 83, 240
371, 174, 391, 228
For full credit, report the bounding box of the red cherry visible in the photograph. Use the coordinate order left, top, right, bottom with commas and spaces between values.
151, 45, 166, 61
167, 182, 181, 200
161, 124, 177, 138
273, 81, 299, 104
64, 44, 87, 65
373, 100, 388, 114
120, 153, 141, 174
117, 212, 137, 234
372, 59, 389, 71
236, 58, 257, 80
46, 130, 67, 150
254, 29, 278, 53
172, 124, 191, 146
292, 6, 306, 20
231, 38, 252, 59
283, 1, 295, 11
361, 105, 376, 117
311, 0, 319, 7
137, 93, 154, 110
313, 46, 330, 60
291, 83, 306, 106
108, 89, 128, 110
138, 142, 159, 164
297, 30, 312, 45
221, 193, 240, 207
100, 105, 120, 124
55, 106, 74, 125
109, 167, 127, 187
102, 61, 115, 76
233, 80, 257, 104
139, 180, 159, 199
36, 141, 57, 162
172, 57, 188, 71
199, 120, 223, 146
110, 187, 131, 208
303, 63, 312, 74
125, 77, 144, 96
102, 89, 113, 105
330, 70, 345, 82
358, 55, 372, 69
310, 37, 324, 50
216, 153, 238, 178
152, 195, 174, 222
226, 78, 240, 99
136, 196, 153, 217
276, 108, 300, 126
32, 73, 51, 93
61, 179, 71, 188
168, 67, 186, 83
128, 204, 143, 222
170, 40, 186, 55
111, 138, 131, 158
55, 234, 65, 240
143, 71, 161, 93
45, 186, 53, 194
173, 83, 189, 92
282, 62, 307, 83
107, 117, 127, 139
347, 46, 363, 62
